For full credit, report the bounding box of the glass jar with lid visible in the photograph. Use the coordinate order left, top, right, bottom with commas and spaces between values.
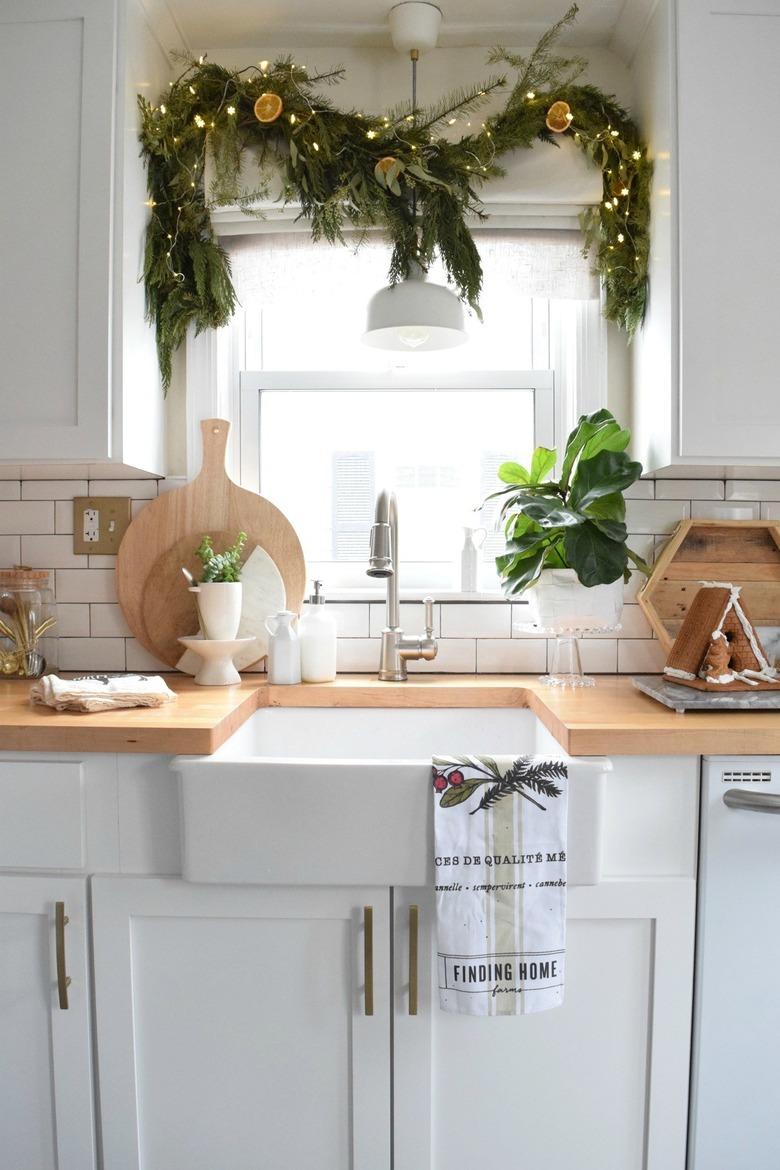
0, 568, 58, 678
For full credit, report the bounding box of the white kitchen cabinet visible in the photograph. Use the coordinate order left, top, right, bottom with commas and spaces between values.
0, 0, 168, 474
393, 880, 695, 1170
631, 0, 780, 470
92, 878, 392, 1170
0, 875, 95, 1170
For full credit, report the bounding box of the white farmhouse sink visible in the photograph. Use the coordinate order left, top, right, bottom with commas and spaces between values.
173, 707, 609, 887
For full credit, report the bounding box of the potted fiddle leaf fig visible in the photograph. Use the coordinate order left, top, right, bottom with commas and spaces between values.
487, 410, 651, 633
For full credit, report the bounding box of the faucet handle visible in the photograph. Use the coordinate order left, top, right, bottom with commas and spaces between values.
423, 596, 435, 638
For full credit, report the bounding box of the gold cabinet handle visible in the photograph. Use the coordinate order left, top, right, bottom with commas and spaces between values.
55, 902, 71, 1010
363, 905, 374, 1016
408, 904, 419, 1016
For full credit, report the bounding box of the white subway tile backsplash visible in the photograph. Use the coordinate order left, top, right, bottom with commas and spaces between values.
125, 639, 169, 672
58, 638, 126, 671
690, 501, 760, 521
441, 603, 511, 639
55, 501, 74, 534
56, 604, 90, 638
22, 480, 88, 500
336, 638, 381, 673
477, 639, 546, 673
0, 501, 54, 535
617, 639, 666, 673
21, 535, 87, 569
616, 604, 653, 639
574, 639, 618, 673
655, 479, 724, 500
0, 535, 21, 564
726, 480, 780, 501
90, 604, 132, 638
0, 483, 21, 501
625, 499, 690, 534
408, 639, 476, 673
89, 479, 158, 499
55, 569, 117, 603
325, 603, 370, 638
627, 533, 656, 564
760, 502, 780, 520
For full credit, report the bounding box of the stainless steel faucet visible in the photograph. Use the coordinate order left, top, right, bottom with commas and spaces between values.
367, 489, 438, 681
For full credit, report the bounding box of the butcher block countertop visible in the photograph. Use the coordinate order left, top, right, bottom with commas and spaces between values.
0, 674, 780, 756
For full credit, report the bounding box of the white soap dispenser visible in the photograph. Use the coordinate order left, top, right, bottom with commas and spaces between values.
299, 580, 338, 682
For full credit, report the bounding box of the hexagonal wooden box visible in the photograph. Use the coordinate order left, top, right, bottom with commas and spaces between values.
638, 520, 780, 654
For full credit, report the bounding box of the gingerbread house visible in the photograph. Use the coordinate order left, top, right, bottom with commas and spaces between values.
664, 582, 780, 691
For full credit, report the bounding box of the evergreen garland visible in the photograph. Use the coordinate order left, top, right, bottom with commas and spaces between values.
139, 5, 651, 389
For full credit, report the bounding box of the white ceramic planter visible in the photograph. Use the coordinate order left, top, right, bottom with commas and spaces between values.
189, 582, 243, 641
524, 569, 624, 632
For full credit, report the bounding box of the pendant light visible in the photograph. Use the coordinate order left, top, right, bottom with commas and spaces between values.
363, 3, 467, 352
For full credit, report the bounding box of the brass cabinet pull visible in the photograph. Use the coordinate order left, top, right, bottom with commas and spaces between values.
363, 905, 374, 1016
408, 904, 419, 1016
55, 902, 71, 1010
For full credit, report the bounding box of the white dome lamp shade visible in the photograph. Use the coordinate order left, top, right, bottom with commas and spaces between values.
363, 261, 466, 351
363, 3, 467, 352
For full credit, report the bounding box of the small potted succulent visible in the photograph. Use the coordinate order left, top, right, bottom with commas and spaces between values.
190, 531, 247, 641
486, 410, 651, 683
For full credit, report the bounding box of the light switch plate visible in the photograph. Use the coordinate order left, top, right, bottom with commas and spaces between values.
73, 497, 132, 556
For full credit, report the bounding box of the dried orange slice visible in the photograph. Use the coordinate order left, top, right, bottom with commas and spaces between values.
254, 92, 283, 123
376, 156, 398, 175
545, 100, 572, 133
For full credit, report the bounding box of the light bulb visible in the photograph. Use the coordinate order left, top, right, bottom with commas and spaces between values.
397, 326, 430, 349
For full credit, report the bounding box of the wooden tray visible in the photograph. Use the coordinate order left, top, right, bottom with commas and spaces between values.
638, 520, 780, 653
116, 419, 306, 669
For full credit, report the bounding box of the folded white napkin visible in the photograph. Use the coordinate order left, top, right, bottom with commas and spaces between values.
433, 753, 568, 1016
31, 674, 177, 713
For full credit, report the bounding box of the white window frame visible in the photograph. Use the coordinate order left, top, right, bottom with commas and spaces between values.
237, 370, 554, 598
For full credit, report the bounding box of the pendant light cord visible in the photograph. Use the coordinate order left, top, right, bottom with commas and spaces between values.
410, 49, 419, 251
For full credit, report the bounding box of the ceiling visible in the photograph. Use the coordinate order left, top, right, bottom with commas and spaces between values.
164, 0, 647, 53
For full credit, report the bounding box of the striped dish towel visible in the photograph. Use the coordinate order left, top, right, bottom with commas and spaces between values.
433, 754, 568, 1016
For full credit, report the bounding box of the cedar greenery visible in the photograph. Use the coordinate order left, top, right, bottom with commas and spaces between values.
487, 408, 652, 594
139, 4, 651, 388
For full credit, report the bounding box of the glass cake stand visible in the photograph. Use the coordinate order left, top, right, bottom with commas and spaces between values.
513, 618, 622, 688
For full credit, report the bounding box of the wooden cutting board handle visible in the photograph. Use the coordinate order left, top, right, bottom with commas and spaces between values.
198, 419, 231, 481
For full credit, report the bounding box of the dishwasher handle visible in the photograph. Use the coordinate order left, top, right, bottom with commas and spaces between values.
723, 790, 780, 814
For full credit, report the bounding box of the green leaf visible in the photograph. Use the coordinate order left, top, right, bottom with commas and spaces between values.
516, 495, 584, 528
584, 492, 625, 523
568, 450, 643, 511
559, 409, 617, 489
580, 425, 630, 462
529, 446, 557, 484
498, 461, 530, 485
590, 518, 627, 543
505, 531, 550, 556
563, 522, 628, 586
498, 547, 547, 594
440, 780, 482, 808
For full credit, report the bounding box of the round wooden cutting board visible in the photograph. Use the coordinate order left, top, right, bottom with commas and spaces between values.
117, 419, 306, 668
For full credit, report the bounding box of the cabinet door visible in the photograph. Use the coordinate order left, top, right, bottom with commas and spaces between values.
678, 1, 780, 460
0, 0, 114, 461
92, 878, 391, 1170
0, 875, 95, 1170
394, 880, 694, 1170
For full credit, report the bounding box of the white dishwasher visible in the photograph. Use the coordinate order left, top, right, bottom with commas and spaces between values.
689, 757, 780, 1169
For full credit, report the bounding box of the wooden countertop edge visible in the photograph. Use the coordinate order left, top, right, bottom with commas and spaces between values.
2, 674, 780, 755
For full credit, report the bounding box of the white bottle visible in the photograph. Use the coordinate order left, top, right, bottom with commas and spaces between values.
298, 580, 338, 682
460, 526, 486, 592
264, 611, 301, 684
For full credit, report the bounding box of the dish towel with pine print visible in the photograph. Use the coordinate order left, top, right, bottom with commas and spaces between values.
433, 754, 568, 1016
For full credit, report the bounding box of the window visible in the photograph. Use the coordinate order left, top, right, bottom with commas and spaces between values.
224, 228, 603, 593
241, 372, 553, 590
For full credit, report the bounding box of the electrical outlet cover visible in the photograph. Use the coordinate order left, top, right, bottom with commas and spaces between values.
73, 497, 132, 556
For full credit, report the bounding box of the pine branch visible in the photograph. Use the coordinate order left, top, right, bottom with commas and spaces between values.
413, 77, 507, 133
468, 758, 565, 815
